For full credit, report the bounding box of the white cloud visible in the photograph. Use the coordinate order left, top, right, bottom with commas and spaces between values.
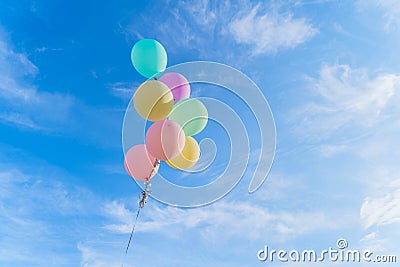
78, 242, 133, 267
103, 200, 341, 242
124, 1, 317, 58
360, 179, 400, 229
0, 112, 43, 130
0, 164, 88, 266
291, 64, 400, 141
0, 26, 123, 146
0, 146, 134, 267
108, 82, 136, 100
228, 3, 317, 55
359, 231, 389, 253
0, 35, 38, 101
359, 0, 400, 31
0, 27, 75, 131
286, 63, 400, 256
0, 162, 99, 221
317, 144, 349, 157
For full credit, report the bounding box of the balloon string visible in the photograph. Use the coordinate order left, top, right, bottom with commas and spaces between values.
121, 159, 160, 266
124, 207, 141, 256
147, 159, 160, 181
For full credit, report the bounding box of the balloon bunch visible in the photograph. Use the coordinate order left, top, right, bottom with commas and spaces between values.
122, 39, 210, 261
124, 39, 208, 184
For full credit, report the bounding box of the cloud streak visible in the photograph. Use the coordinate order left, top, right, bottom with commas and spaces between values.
228, 3, 317, 55
0, 26, 123, 147
360, 179, 400, 229
103, 200, 341, 242
291, 64, 400, 141
108, 82, 137, 101
0, 146, 122, 267
0, 27, 75, 131
359, 0, 400, 31
124, 0, 317, 59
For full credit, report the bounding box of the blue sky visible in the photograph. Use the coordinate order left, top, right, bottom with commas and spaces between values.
1, 0, 400, 266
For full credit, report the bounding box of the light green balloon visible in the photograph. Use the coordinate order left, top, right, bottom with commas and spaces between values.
131, 39, 167, 78
169, 98, 208, 136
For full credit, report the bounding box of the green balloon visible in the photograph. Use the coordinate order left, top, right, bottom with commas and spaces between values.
131, 39, 167, 78
169, 98, 208, 136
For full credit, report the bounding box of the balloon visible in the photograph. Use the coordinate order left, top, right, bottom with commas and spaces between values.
159, 72, 190, 104
166, 136, 200, 170
131, 39, 167, 78
146, 120, 185, 161
133, 80, 174, 121
124, 144, 159, 180
168, 98, 208, 136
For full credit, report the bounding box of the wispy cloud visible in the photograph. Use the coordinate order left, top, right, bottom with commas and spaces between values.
358, 0, 400, 31
228, 3, 317, 55
0, 26, 123, 147
103, 200, 341, 242
78, 242, 134, 267
359, 177, 400, 255
359, 231, 390, 253
0, 26, 75, 131
290, 64, 400, 141
0, 146, 118, 266
317, 144, 350, 157
34, 46, 63, 53
0, 112, 43, 130
286, 62, 400, 256
0, 166, 90, 266
360, 179, 400, 229
123, 0, 317, 59
108, 81, 136, 100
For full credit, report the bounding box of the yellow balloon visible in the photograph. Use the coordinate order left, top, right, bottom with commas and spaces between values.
166, 136, 200, 170
133, 80, 174, 121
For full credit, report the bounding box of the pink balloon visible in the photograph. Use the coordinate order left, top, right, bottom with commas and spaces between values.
146, 120, 185, 161
124, 144, 159, 180
159, 72, 190, 104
